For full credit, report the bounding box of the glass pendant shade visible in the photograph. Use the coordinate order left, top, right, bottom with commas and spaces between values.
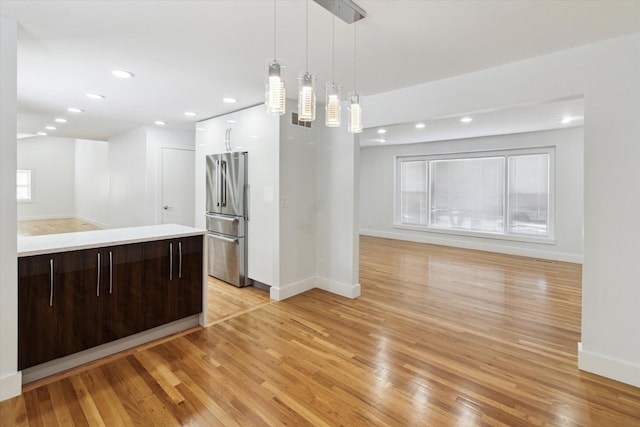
265, 60, 286, 115
298, 72, 316, 122
348, 93, 362, 134
325, 82, 341, 127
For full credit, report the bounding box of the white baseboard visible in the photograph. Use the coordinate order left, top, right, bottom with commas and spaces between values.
270, 277, 316, 301
360, 229, 583, 264
578, 342, 640, 387
316, 277, 361, 299
269, 276, 361, 301
0, 371, 22, 402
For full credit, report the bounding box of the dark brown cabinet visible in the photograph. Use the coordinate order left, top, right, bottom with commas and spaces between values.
18, 235, 202, 370
142, 236, 203, 330
18, 254, 60, 370
101, 244, 144, 343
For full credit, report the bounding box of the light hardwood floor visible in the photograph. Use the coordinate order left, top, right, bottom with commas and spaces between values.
4, 232, 639, 425
17, 218, 102, 237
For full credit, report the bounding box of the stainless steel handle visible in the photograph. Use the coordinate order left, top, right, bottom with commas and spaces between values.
178, 241, 183, 279
216, 160, 221, 207
206, 214, 238, 222
221, 160, 227, 207
96, 252, 101, 297
208, 233, 238, 243
109, 251, 113, 294
49, 258, 54, 307
169, 242, 173, 281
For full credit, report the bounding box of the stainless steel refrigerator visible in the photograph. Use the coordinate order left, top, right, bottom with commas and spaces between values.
205, 152, 249, 287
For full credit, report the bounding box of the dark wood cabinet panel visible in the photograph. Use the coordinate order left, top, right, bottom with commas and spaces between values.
18, 255, 59, 370
57, 249, 104, 357
141, 239, 173, 330
19, 234, 203, 370
173, 235, 203, 320
142, 236, 203, 330
102, 244, 144, 343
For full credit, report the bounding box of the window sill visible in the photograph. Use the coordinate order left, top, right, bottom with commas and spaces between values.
393, 223, 556, 245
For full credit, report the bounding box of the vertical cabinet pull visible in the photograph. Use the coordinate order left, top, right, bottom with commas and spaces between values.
109, 251, 113, 294
49, 258, 54, 307
179, 241, 183, 279
169, 243, 173, 281
96, 252, 101, 297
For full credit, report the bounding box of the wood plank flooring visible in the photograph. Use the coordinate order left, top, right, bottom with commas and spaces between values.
17, 218, 102, 237
3, 235, 639, 425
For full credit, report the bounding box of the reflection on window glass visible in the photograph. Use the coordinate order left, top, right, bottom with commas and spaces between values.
429, 157, 505, 233
400, 161, 427, 225
17, 169, 32, 201
508, 154, 549, 235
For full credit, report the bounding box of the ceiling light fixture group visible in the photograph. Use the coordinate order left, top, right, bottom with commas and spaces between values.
264, 0, 365, 131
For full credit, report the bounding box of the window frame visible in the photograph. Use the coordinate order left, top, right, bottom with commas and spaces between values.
16, 169, 33, 203
393, 147, 555, 244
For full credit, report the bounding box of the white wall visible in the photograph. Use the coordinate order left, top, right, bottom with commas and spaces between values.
0, 14, 21, 401
74, 139, 110, 227
276, 100, 318, 298
108, 127, 154, 228
360, 127, 584, 262
363, 33, 640, 387
17, 136, 75, 220
315, 112, 361, 298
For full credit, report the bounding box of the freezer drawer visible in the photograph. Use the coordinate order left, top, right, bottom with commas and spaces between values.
207, 232, 248, 287
206, 213, 245, 237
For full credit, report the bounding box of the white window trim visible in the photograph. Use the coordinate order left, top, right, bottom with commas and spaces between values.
394, 146, 555, 244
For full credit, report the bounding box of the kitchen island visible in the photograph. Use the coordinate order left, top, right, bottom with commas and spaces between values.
17, 224, 206, 384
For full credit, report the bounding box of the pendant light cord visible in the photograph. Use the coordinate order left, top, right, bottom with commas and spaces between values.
332, 1, 335, 83
305, 0, 309, 71
273, 0, 277, 59
353, 21, 357, 93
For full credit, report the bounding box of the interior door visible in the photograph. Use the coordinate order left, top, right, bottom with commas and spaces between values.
162, 148, 195, 226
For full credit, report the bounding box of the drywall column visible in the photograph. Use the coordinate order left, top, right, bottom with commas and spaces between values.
315, 122, 361, 298
363, 33, 640, 387
0, 15, 21, 401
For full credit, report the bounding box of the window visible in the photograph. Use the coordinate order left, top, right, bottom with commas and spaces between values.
17, 169, 32, 202
396, 148, 553, 241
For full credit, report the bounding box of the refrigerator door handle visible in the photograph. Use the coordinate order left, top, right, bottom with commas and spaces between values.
221, 160, 227, 207
208, 233, 238, 243
207, 215, 238, 222
216, 160, 221, 207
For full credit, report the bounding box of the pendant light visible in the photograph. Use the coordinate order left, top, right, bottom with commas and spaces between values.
265, 0, 285, 115
348, 20, 362, 133
298, 0, 316, 122
325, 2, 341, 127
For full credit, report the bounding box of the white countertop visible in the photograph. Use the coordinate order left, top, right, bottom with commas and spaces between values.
18, 224, 206, 257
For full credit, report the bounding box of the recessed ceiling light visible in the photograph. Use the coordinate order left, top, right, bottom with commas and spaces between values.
226, 119, 237, 124
154, 120, 166, 126
86, 93, 105, 100
378, 139, 386, 143
37, 132, 47, 136
377, 129, 387, 134
460, 117, 473, 123
54, 118, 67, 123
196, 127, 205, 131
112, 69, 134, 79
415, 123, 426, 129
67, 107, 84, 113
184, 111, 197, 117
222, 97, 237, 104
45, 126, 56, 130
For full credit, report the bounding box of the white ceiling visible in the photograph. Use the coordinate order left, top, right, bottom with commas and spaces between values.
2, 0, 639, 142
